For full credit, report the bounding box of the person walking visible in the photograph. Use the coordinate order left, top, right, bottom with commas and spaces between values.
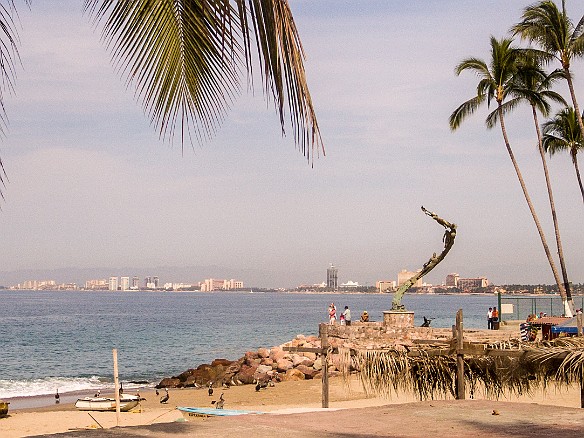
487, 307, 493, 330
343, 306, 351, 326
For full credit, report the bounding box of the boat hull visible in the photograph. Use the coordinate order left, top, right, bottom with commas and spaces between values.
177, 406, 263, 419
75, 396, 140, 412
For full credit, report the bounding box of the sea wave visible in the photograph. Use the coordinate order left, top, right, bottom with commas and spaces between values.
0, 376, 112, 398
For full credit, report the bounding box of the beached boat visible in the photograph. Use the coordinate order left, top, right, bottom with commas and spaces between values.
74, 394, 142, 412
177, 406, 263, 419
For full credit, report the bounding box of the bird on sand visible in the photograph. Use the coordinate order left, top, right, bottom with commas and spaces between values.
55, 388, 60, 404
159, 388, 169, 404
211, 392, 225, 409
255, 380, 268, 392
94, 390, 101, 397
155, 388, 159, 396
208, 383, 214, 396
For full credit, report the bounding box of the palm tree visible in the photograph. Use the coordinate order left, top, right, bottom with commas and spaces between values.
512, 0, 584, 144
0, 0, 324, 193
449, 36, 570, 313
505, 59, 573, 315
542, 106, 584, 203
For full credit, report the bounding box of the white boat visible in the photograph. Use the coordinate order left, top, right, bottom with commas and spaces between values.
74, 394, 142, 412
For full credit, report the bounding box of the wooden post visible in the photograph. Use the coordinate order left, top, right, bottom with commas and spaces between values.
455, 309, 465, 400
319, 323, 329, 408
577, 313, 583, 337
113, 349, 121, 425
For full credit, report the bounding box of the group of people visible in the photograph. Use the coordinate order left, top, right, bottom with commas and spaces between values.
327, 303, 369, 325
487, 306, 499, 330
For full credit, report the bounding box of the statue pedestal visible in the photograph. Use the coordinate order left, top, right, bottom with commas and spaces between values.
383, 311, 414, 328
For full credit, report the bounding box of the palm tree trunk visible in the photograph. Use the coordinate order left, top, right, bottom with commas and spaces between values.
564, 68, 584, 151
571, 150, 584, 204
532, 106, 573, 316
497, 105, 568, 305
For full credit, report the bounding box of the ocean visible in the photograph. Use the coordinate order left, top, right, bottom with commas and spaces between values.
0, 290, 502, 405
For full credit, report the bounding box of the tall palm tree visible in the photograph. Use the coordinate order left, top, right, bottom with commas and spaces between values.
449, 36, 570, 312
0, 0, 324, 194
542, 106, 584, 203
505, 60, 573, 315
512, 0, 584, 145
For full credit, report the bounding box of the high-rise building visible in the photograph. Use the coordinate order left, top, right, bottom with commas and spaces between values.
376, 280, 396, 292
120, 277, 130, 291
327, 264, 338, 290
109, 277, 119, 291
131, 276, 140, 289
397, 269, 423, 288
445, 273, 460, 287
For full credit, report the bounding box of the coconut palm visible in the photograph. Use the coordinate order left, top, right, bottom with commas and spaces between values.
449, 36, 570, 312
0, 0, 324, 194
512, 0, 584, 143
543, 106, 584, 204
495, 58, 573, 315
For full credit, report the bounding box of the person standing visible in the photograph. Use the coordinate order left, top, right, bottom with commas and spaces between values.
487, 307, 493, 330
492, 307, 499, 329
328, 303, 336, 324
343, 306, 351, 326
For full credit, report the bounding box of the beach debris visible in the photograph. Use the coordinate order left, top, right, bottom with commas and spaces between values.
492, 409, 500, 416
159, 388, 169, 404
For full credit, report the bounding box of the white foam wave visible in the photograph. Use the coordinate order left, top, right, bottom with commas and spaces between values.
0, 376, 111, 398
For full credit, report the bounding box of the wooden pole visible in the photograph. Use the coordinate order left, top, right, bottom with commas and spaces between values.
319, 323, 329, 408
455, 309, 465, 400
577, 313, 583, 337
113, 349, 121, 425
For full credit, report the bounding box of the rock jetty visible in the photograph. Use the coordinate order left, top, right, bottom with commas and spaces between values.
157, 334, 345, 389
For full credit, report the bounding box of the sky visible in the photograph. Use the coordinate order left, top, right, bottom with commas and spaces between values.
0, 0, 583, 288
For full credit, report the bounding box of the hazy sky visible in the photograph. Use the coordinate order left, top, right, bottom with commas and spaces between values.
0, 0, 583, 288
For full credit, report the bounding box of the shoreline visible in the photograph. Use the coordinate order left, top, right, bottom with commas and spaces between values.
2, 377, 583, 438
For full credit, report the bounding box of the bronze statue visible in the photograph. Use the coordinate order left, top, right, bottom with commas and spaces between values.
391, 207, 457, 311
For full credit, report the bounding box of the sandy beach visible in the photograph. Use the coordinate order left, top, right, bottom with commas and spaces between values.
2, 376, 583, 437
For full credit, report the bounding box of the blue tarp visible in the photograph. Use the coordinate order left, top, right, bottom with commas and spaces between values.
550, 317, 583, 335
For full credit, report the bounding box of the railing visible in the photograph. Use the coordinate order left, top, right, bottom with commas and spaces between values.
500, 294, 584, 322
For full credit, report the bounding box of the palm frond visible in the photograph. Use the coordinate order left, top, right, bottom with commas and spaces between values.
84, 0, 323, 160
449, 94, 485, 131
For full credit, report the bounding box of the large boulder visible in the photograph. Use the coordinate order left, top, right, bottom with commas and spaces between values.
276, 358, 293, 372
313, 358, 322, 371
283, 368, 305, 381
295, 364, 318, 379
257, 347, 270, 358
270, 347, 288, 362
235, 363, 259, 384
157, 377, 180, 388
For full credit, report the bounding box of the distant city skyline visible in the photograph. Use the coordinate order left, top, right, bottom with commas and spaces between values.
0, 2, 583, 288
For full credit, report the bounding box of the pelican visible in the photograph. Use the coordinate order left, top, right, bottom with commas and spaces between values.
55, 388, 60, 404
211, 392, 225, 409
208, 382, 214, 396
94, 389, 101, 397
159, 388, 169, 404
155, 388, 159, 396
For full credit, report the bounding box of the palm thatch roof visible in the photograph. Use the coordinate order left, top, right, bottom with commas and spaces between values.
344, 337, 584, 400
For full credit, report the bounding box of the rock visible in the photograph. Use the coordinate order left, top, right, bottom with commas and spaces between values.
270, 347, 287, 362
235, 363, 259, 384
257, 347, 270, 358
296, 364, 318, 379
157, 377, 181, 388
211, 358, 234, 367
260, 357, 274, 367
303, 352, 317, 361
276, 358, 293, 372
255, 364, 273, 375
283, 368, 305, 381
